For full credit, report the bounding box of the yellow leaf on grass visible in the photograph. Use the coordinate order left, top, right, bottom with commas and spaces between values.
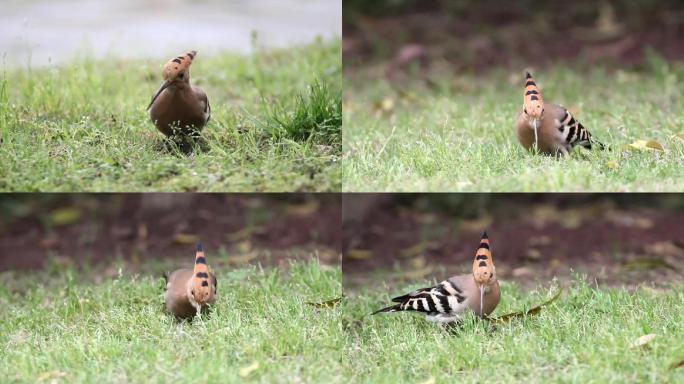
488, 287, 562, 324
37, 371, 67, 382
605, 160, 619, 170
174, 233, 199, 245
673, 132, 684, 141
622, 140, 664, 152
381, 97, 395, 112
645, 140, 664, 150
418, 377, 436, 384
670, 358, 684, 370
239, 361, 259, 378
630, 334, 657, 348
307, 297, 342, 308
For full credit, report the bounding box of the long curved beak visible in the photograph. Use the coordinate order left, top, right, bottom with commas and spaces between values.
532, 119, 539, 149
479, 284, 485, 317
147, 80, 171, 110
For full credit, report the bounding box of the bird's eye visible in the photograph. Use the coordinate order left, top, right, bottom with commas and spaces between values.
191, 290, 195, 295
523, 108, 528, 114
178, 73, 184, 79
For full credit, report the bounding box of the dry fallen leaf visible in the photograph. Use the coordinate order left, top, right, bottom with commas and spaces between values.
525, 249, 542, 260
48, 208, 81, 226
460, 216, 493, 231
399, 242, 437, 259
174, 233, 199, 245
137, 223, 148, 240
644, 241, 684, 258
225, 227, 254, 242
512, 267, 535, 277
403, 266, 434, 280
622, 258, 676, 271
488, 287, 562, 324
670, 358, 684, 370
528, 235, 552, 247
235, 240, 252, 253
227, 251, 259, 265
630, 334, 657, 348
347, 249, 372, 260
605, 160, 619, 170
418, 377, 436, 384
381, 97, 395, 112
307, 297, 342, 308
37, 371, 67, 382
622, 140, 664, 152
286, 201, 320, 217
239, 361, 259, 378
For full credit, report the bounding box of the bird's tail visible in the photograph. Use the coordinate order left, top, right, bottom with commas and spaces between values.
591, 138, 606, 151
579, 132, 606, 151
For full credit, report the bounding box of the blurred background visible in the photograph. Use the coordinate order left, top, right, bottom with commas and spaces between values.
343, 0, 683, 75
1, 0, 342, 67
0, 194, 341, 274
343, 194, 684, 289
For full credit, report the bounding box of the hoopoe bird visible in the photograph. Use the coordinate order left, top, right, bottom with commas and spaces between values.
148, 50, 211, 137
372, 232, 500, 326
515, 72, 604, 156
164, 243, 217, 319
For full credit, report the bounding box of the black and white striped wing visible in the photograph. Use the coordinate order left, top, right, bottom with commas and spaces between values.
390, 279, 468, 316
556, 108, 601, 150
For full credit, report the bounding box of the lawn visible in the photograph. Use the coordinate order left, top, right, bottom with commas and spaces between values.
343, 276, 684, 383
0, 258, 343, 383
0, 38, 341, 192
343, 59, 684, 192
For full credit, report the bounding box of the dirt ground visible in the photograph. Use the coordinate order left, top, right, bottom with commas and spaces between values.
343, 2, 684, 75
343, 195, 684, 289
0, 194, 341, 272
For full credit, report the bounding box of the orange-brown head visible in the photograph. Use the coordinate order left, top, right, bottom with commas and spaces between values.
472, 231, 496, 316
186, 243, 214, 310
147, 50, 197, 110
522, 71, 544, 128
162, 50, 196, 82
472, 231, 496, 287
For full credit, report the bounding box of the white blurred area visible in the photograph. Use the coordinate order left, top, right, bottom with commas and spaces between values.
0, 0, 341, 67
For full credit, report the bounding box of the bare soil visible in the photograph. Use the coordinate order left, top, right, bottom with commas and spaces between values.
0, 194, 341, 272
343, 194, 684, 289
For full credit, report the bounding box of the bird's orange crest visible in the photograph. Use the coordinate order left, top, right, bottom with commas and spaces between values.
472, 231, 495, 286
523, 71, 544, 121
162, 50, 197, 81
190, 243, 213, 305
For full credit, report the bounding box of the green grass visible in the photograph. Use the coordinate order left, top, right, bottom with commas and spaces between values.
0, 38, 341, 192
343, 59, 684, 192
0, 258, 343, 383
343, 276, 684, 383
